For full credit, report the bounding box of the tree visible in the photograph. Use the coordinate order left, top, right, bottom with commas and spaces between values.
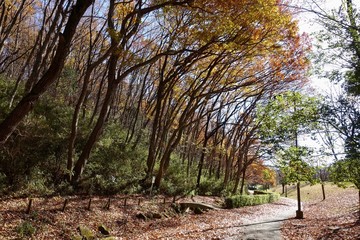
144, 0, 311, 189
0, 0, 30, 72
258, 91, 320, 218
66, 4, 112, 181
71, 0, 195, 184
331, 158, 360, 210
306, 0, 360, 210
0, 0, 312, 196
321, 94, 360, 210
0, 0, 94, 144
308, 0, 360, 95
245, 160, 277, 189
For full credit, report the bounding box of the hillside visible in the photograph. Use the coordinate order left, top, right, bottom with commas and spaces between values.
280, 183, 359, 239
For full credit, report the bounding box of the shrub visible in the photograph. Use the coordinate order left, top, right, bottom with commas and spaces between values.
0, 93, 72, 195
80, 124, 147, 195
197, 177, 225, 196
225, 192, 280, 209
20, 170, 54, 196
16, 221, 36, 237
160, 158, 197, 196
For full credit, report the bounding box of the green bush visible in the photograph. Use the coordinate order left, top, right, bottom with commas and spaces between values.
225, 192, 280, 208
268, 192, 279, 202
19, 169, 54, 196
0, 90, 72, 195
80, 124, 147, 195
197, 177, 231, 196
160, 158, 197, 196
16, 221, 36, 237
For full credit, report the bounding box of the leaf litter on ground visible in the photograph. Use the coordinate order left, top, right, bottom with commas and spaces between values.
282, 186, 359, 240
0, 188, 358, 239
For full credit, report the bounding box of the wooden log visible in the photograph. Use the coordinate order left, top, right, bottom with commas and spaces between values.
328, 226, 341, 232
179, 202, 219, 211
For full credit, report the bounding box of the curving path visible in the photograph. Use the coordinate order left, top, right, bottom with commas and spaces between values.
226, 198, 298, 240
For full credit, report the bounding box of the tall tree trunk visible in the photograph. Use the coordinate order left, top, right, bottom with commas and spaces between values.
67, 73, 90, 181
232, 154, 243, 194
71, 80, 118, 183
223, 154, 231, 186
239, 168, 247, 195
154, 148, 171, 188
146, 113, 161, 177
196, 136, 209, 189
67, 67, 99, 181
125, 65, 150, 144
216, 155, 222, 179
67, 43, 112, 181
71, 50, 118, 183
25, 0, 65, 93
146, 80, 165, 177
196, 114, 211, 189
0, 0, 94, 144
154, 125, 184, 188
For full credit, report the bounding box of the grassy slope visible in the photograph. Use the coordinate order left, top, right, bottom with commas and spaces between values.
280, 183, 359, 240
270, 182, 357, 203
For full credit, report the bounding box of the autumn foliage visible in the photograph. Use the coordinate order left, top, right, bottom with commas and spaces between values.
0, 0, 310, 195
246, 161, 277, 187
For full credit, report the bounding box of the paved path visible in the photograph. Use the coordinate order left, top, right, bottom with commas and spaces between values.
226, 198, 298, 240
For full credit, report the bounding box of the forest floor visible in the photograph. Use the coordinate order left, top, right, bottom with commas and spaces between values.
0, 184, 358, 239
281, 184, 360, 240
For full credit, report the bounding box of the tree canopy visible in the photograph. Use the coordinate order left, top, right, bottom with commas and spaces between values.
0, 0, 311, 195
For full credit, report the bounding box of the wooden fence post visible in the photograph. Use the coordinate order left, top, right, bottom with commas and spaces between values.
104, 198, 111, 210
26, 198, 33, 214
87, 198, 92, 211
62, 199, 68, 212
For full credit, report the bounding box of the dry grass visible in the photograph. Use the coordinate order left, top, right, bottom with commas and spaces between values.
271, 182, 357, 202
